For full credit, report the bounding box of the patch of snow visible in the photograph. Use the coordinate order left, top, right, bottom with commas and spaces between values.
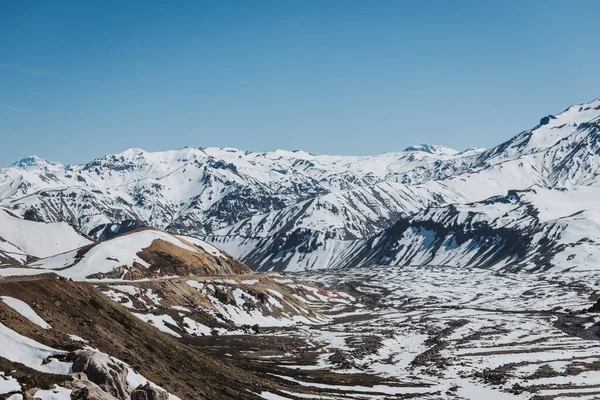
177, 235, 224, 258
33, 385, 72, 400
68, 334, 88, 343
132, 313, 181, 338
0, 322, 71, 374
1, 296, 51, 329
0, 209, 91, 259
0, 372, 20, 395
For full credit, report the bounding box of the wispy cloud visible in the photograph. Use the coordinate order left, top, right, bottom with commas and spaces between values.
0, 103, 56, 117
0, 62, 109, 86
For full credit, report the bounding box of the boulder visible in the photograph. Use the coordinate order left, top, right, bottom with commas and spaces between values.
71, 350, 131, 399
70, 383, 119, 400
130, 383, 168, 400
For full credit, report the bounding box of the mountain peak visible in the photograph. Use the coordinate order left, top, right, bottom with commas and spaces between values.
10, 155, 62, 170
115, 148, 148, 159
403, 144, 459, 155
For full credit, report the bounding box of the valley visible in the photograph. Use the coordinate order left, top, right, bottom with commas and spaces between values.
4, 265, 600, 399
180, 265, 600, 399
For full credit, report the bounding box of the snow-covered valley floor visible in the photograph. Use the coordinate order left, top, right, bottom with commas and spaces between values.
196, 265, 600, 399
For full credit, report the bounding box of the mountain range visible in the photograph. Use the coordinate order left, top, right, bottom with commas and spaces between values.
1, 97, 600, 272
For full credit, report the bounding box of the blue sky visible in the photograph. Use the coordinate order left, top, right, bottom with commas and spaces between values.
1, 0, 600, 166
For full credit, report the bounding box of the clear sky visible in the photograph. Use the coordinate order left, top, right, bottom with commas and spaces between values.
1, 0, 600, 166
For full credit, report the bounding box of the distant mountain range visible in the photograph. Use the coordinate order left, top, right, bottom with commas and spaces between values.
1, 97, 600, 272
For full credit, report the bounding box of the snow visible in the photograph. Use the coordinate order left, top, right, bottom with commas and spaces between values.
1, 296, 51, 329
0, 372, 20, 394
322, 181, 600, 273
10, 156, 62, 171
132, 313, 181, 338
29, 229, 200, 280
272, 373, 437, 396
0, 322, 72, 374
403, 144, 460, 155
0, 130, 481, 273
103, 289, 135, 308
182, 279, 331, 329
207, 287, 319, 327
0, 208, 91, 259
185, 280, 205, 291
177, 235, 224, 257
33, 385, 72, 400
526, 98, 600, 153
182, 317, 212, 336
281, 265, 600, 399
68, 334, 88, 343
260, 392, 293, 400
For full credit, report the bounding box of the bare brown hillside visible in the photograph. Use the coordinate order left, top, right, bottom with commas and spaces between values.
0, 277, 290, 399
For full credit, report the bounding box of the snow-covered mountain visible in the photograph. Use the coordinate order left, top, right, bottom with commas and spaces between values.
213, 96, 600, 271
1, 96, 600, 271
25, 228, 250, 280
0, 208, 91, 266
346, 185, 600, 272
0, 141, 478, 270
0, 145, 475, 237
206, 180, 466, 271
340, 98, 600, 272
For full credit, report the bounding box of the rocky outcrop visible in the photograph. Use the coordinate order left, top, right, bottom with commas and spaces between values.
130, 383, 168, 400
71, 350, 130, 399
69, 377, 120, 400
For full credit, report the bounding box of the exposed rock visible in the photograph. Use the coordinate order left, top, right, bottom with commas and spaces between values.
71, 350, 131, 399
588, 298, 600, 313
327, 350, 357, 369
70, 383, 120, 400
67, 372, 119, 399
213, 287, 236, 305
130, 383, 168, 400
539, 115, 556, 126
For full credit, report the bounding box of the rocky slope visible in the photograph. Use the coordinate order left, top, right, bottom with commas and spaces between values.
0, 145, 475, 271
24, 228, 250, 280
0, 222, 350, 399
0, 276, 336, 399
206, 180, 465, 271
0, 225, 340, 335
210, 97, 600, 271
340, 98, 600, 272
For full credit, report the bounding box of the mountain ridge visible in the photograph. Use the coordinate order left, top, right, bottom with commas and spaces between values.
2, 96, 600, 271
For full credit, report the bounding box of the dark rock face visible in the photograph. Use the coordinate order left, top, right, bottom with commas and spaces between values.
89, 220, 147, 241
130, 383, 168, 400
23, 207, 44, 222
539, 115, 556, 126
328, 349, 357, 369
588, 298, 600, 313
344, 189, 575, 273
